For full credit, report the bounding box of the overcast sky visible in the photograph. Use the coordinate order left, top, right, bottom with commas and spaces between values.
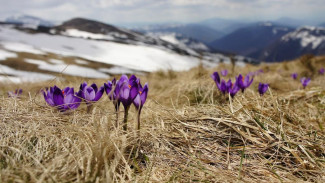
0, 0, 324, 25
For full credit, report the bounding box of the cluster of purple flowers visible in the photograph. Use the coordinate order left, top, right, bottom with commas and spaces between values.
41, 75, 148, 131
291, 72, 312, 88
8, 89, 23, 98
211, 71, 255, 98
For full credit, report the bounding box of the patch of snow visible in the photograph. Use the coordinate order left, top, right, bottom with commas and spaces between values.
0, 64, 55, 83
0, 49, 17, 60
261, 22, 272, 26
0, 75, 22, 83
159, 34, 179, 45
49, 59, 64, 64
62, 29, 115, 40
272, 29, 277, 34
147, 32, 208, 53
0, 42, 45, 54
0, 26, 200, 72
282, 26, 325, 49
75, 59, 88, 65
99, 66, 137, 75
236, 61, 246, 67
25, 59, 109, 78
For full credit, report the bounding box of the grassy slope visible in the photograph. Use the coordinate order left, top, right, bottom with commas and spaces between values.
0, 56, 325, 182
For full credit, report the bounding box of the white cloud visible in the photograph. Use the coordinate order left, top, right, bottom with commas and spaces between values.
0, 0, 324, 24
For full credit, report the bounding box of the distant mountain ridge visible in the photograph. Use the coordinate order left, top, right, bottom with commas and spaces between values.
257, 26, 325, 62
5, 14, 54, 27
133, 23, 224, 44
208, 22, 294, 57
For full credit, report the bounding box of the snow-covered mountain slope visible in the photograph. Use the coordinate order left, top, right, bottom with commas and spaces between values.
146, 32, 209, 53
5, 14, 54, 28
281, 26, 325, 49
51, 18, 200, 57
0, 25, 201, 72
0, 17, 252, 83
256, 26, 325, 62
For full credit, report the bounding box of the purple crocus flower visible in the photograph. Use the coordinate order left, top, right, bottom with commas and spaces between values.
8, 89, 22, 98
291, 73, 298, 80
133, 80, 148, 130
211, 72, 228, 94
78, 82, 104, 112
226, 79, 240, 98
221, 69, 228, 76
78, 82, 104, 105
300, 77, 311, 89
237, 74, 253, 92
119, 75, 139, 109
117, 75, 139, 131
319, 68, 324, 75
43, 86, 81, 112
258, 83, 269, 96
133, 82, 149, 112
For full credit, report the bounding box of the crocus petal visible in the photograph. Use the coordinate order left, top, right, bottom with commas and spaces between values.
104, 82, 112, 95
211, 72, 220, 84
247, 76, 253, 86
112, 78, 116, 85
129, 75, 137, 83
84, 87, 95, 101
129, 81, 139, 101
119, 75, 128, 84
90, 83, 98, 93
80, 82, 87, 91
53, 87, 64, 106
43, 90, 55, 106
133, 94, 141, 109
93, 85, 104, 101
119, 83, 130, 100
64, 92, 74, 105
258, 83, 269, 96
221, 70, 228, 76
140, 83, 149, 106
69, 95, 81, 109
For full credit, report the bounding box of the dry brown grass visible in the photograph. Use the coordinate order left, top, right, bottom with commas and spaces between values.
0, 56, 325, 182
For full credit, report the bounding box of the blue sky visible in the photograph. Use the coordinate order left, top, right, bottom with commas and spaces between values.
0, 0, 324, 25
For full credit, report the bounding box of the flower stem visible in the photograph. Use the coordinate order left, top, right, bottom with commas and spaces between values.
137, 111, 141, 130
114, 103, 119, 128
137, 110, 141, 139
87, 105, 93, 113
123, 106, 130, 131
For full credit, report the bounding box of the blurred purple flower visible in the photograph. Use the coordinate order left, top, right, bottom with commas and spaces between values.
211, 71, 240, 97
319, 68, 324, 75
221, 69, 228, 76
227, 79, 240, 98
300, 77, 311, 89
237, 74, 253, 92
211, 72, 227, 94
78, 82, 104, 106
258, 83, 269, 96
211, 72, 221, 85
8, 89, 22, 98
43, 86, 81, 112
291, 73, 298, 80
